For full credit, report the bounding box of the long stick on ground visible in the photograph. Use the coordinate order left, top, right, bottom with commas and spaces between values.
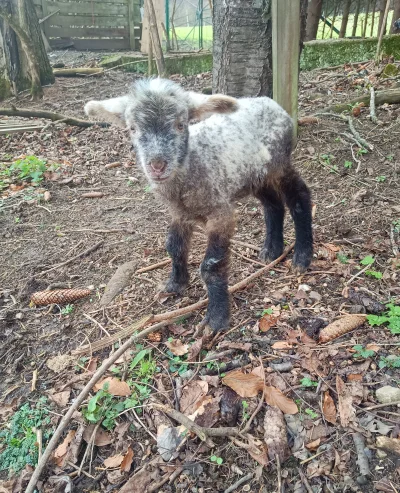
370, 86, 378, 123
0, 107, 108, 128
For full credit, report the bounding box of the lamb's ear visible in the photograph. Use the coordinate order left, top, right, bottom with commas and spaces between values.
84, 95, 130, 128
188, 94, 238, 121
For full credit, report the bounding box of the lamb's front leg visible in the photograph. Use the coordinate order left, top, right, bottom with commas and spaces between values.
200, 212, 235, 333
164, 220, 193, 295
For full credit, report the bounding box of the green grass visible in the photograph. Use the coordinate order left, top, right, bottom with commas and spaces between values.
173, 25, 213, 50
317, 11, 394, 40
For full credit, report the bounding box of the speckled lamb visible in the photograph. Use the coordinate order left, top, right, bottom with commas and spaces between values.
85, 78, 313, 332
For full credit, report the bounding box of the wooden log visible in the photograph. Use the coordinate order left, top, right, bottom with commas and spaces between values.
144, 0, 165, 75
0, 107, 108, 128
320, 87, 400, 113
53, 67, 104, 77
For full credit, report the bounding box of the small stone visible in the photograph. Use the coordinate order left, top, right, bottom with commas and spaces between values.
299, 284, 311, 292
15, 312, 23, 320
309, 291, 322, 301
43, 191, 51, 202
376, 386, 400, 404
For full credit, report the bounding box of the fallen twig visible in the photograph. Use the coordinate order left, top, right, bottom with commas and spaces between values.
25, 319, 176, 493
390, 224, 399, 257
223, 473, 253, 493
152, 403, 239, 447
38, 241, 104, 276
353, 432, 371, 479
370, 87, 378, 124
319, 87, 400, 114
297, 468, 314, 493
0, 107, 108, 128
136, 258, 171, 274
356, 400, 400, 414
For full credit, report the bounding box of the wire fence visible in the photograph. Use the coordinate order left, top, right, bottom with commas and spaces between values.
165, 0, 212, 51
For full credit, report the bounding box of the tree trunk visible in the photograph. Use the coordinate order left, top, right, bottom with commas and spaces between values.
370, 0, 377, 35
0, 0, 54, 100
377, 0, 387, 35
330, 1, 339, 38
352, 0, 361, 36
305, 0, 322, 41
391, 0, 400, 32
339, 0, 352, 38
213, 0, 273, 97
363, 0, 370, 37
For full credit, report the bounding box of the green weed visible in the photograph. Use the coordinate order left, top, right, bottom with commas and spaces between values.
352, 345, 376, 359
376, 175, 386, 183
300, 377, 318, 388
2, 156, 47, 184
360, 255, 375, 266
337, 253, 349, 264
210, 455, 223, 465
61, 304, 74, 315
365, 270, 383, 279
0, 398, 52, 475
344, 160, 353, 169
379, 355, 400, 369
367, 304, 400, 335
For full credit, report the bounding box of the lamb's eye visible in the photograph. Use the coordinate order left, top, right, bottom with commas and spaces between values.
176, 122, 184, 131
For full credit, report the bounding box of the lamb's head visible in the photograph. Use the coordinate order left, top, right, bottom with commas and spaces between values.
84, 78, 238, 184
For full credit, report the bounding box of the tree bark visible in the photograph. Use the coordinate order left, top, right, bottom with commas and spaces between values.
377, 0, 387, 36
0, 0, 54, 100
363, 0, 370, 37
391, 0, 400, 32
339, 0, 352, 38
305, 0, 323, 41
370, 0, 377, 36
352, 0, 361, 36
213, 0, 273, 98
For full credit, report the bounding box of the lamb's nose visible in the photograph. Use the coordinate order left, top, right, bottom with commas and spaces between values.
150, 160, 167, 174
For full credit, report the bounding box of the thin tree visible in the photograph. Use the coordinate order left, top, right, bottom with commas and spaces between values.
370, 0, 377, 35
376, 0, 391, 62
391, 0, 400, 32
305, 0, 323, 41
363, 0, 370, 37
352, 0, 361, 36
339, 0, 352, 38
330, 0, 340, 38
377, 0, 388, 36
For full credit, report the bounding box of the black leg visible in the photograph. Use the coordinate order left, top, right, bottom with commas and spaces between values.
200, 215, 234, 332
256, 185, 285, 262
280, 168, 313, 272
164, 221, 193, 294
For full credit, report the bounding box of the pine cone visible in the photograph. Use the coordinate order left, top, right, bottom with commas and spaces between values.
30, 289, 91, 306
147, 331, 162, 343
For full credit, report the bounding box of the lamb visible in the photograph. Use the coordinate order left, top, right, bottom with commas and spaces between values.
85, 78, 313, 332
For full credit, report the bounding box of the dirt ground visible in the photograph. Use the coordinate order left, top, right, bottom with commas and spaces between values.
0, 53, 400, 493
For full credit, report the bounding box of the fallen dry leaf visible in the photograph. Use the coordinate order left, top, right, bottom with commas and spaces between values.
119, 468, 153, 493
0, 479, 15, 493
264, 386, 298, 414
86, 357, 98, 372
200, 375, 219, 387
165, 339, 189, 356
222, 370, 264, 398
0, 398, 19, 418
187, 338, 203, 360
306, 438, 321, 450
347, 374, 363, 382
264, 406, 290, 462
376, 436, 400, 456
83, 425, 113, 446
322, 391, 337, 424
121, 446, 134, 472
46, 354, 76, 373
194, 396, 220, 428
104, 454, 124, 469
218, 341, 252, 352
272, 341, 294, 350
180, 380, 208, 415
93, 377, 131, 396
366, 343, 380, 352
336, 375, 357, 427
49, 389, 71, 407
259, 313, 279, 332
54, 430, 76, 467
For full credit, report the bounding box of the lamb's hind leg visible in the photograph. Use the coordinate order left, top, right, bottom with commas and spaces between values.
200, 211, 235, 332
164, 220, 193, 294
256, 184, 285, 263
280, 167, 313, 272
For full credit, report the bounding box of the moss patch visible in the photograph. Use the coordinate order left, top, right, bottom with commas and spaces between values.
0, 77, 11, 101
301, 34, 400, 71
100, 53, 212, 76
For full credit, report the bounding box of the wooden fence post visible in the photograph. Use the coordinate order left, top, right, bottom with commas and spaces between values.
272, 0, 300, 140
145, 0, 165, 75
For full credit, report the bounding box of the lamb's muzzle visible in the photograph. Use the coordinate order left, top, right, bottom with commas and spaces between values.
85, 78, 313, 332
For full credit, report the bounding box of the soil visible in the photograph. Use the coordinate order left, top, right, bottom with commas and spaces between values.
0, 53, 400, 493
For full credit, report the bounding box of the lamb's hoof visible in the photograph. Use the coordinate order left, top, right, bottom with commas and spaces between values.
259, 245, 284, 264
199, 313, 229, 334
162, 278, 187, 296
292, 250, 312, 274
